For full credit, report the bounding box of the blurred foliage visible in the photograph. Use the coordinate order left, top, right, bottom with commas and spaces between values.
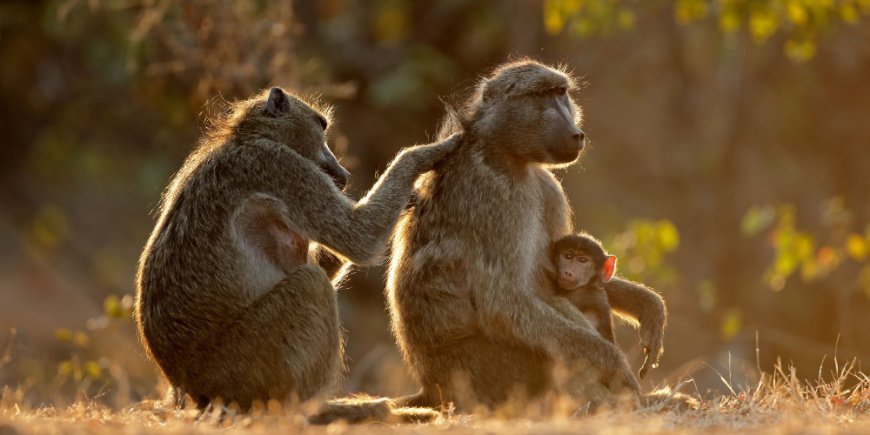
544, 0, 870, 61
742, 198, 870, 296
606, 219, 681, 284
52, 294, 134, 402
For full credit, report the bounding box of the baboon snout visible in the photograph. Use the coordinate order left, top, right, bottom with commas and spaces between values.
320, 147, 350, 190
573, 129, 586, 145
326, 165, 350, 191
320, 158, 350, 190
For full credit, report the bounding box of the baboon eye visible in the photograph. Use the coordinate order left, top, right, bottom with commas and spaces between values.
555, 87, 567, 96
578, 257, 589, 263
316, 116, 328, 130
562, 253, 574, 260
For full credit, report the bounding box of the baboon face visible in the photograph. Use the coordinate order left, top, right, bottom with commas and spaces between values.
553, 234, 617, 290
478, 62, 585, 165
262, 87, 350, 190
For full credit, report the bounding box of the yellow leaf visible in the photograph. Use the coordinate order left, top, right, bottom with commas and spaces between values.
617, 8, 636, 29
794, 233, 814, 261
721, 308, 742, 340
785, 38, 817, 62
750, 7, 779, 43
58, 360, 74, 376
54, 328, 72, 342
84, 360, 102, 379
544, 0, 566, 35
656, 220, 680, 252
73, 331, 90, 347
719, 10, 741, 33
104, 294, 121, 317
847, 234, 868, 260
841, 4, 859, 23
787, 0, 808, 25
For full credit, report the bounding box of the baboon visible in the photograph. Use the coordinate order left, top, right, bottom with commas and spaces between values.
387, 60, 668, 411
135, 87, 460, 411
551, 233, 618, 345
551, 233, 658, 378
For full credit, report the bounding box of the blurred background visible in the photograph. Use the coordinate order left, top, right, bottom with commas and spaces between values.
0, 0, 868, 408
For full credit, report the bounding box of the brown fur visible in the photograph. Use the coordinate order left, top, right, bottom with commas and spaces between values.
135, 87, 459, 410
387, 60, 648, 411
550, 233, 617, 344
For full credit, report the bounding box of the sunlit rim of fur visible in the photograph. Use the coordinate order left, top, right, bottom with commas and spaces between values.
437, 58, 582, 140
200, 88, 334, 148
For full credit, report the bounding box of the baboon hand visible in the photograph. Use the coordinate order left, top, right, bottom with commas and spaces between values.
404, 133, 462, 172
639, 319, 664, 371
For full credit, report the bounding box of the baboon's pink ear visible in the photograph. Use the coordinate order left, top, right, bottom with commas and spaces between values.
601, 255, 617, 282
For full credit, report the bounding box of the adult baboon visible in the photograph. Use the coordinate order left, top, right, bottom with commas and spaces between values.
387, 60, 667, 410
135, 87, 459, 411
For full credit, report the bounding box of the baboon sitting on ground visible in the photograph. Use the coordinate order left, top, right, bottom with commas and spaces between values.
135, 87, 459, 413
387, 60, 667, 411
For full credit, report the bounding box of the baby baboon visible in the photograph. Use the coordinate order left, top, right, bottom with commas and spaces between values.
552, 233, 618, 344
551, 233, 659, 378
387, 60, 667, 411
135, 87, 459, 410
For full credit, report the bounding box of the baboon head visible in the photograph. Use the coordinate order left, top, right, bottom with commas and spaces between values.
552, 232, 617, 291
453, 60, 586, 166
228, 87, 350, 190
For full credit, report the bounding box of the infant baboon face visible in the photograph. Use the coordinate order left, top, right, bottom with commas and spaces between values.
552, 233, 617, 291
262, 87, 350, 190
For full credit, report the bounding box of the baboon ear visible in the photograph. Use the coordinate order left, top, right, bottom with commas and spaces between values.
265, 87, 290, 117
601, 255, 617, 282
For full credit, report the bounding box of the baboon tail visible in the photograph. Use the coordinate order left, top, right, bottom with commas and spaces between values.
641, 389, 700, 412
308, 395, 439, 425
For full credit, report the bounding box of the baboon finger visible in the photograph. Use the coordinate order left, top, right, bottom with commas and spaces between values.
638, 354, 650, 379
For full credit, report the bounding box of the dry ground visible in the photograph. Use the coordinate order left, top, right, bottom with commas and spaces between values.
1, 363, 867, 434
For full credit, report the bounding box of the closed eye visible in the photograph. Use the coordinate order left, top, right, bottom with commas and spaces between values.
316, 115, 328, 130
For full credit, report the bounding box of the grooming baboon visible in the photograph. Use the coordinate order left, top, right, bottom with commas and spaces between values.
551, 233, 658, 378
135, 87, 459, 411
387, 60, 667, 411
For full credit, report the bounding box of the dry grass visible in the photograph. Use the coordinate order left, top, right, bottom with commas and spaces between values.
1, 359, 867, 434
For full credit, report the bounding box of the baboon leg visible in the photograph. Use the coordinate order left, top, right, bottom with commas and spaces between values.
193, 264, 341, 408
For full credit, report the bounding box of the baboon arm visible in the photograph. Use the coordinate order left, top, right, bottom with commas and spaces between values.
475, 284, 616, 368
262, 134, 459, 266
310, 244, 349, 282
605, 277, 667, 365
548, 296, 597, 331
